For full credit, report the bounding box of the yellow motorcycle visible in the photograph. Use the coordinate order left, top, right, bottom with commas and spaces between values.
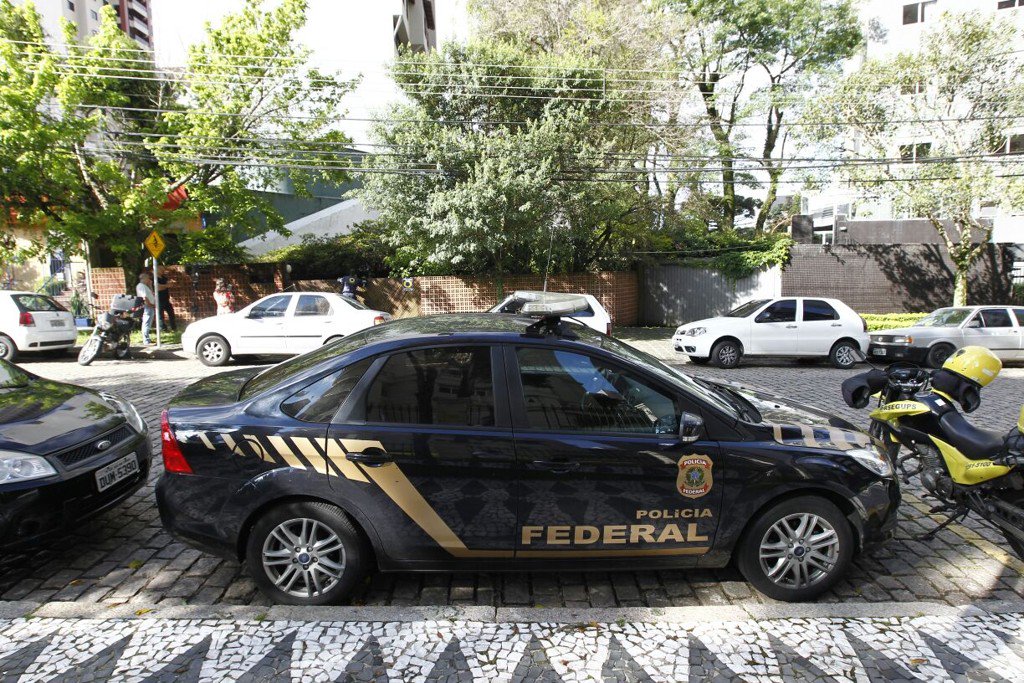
842, 346, 1024, 559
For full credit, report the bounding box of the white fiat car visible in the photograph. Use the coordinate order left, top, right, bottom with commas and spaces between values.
0, 291, 77, 361
182, 292, 391, 366
672, 297, 869, 369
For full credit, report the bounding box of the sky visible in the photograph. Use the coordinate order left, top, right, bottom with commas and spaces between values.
150, 0, 469, 142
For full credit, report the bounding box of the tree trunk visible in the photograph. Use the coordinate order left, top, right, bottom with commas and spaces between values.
952, 267, 968, 307
755, 166, 781, 234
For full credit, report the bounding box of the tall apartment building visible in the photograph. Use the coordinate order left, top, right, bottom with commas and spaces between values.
802, 0, 1024, 244
28, 0, 153, 48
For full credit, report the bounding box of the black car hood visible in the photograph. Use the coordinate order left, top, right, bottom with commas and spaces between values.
710, 380, 873, 450
0, 379, 125, 455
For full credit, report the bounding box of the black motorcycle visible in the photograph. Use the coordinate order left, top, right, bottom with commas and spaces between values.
78, 294, 143, 366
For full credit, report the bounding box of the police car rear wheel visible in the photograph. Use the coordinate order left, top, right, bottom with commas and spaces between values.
247, 502, 368, 605
736, 496, 853, 602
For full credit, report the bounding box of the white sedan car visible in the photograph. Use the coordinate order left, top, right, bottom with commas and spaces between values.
0, 291, 77, 361
182, 292, 391, 366
672, 297, 869, 369
489, 291, 613, 335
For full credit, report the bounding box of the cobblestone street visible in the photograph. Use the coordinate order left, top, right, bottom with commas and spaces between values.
2, 329, 1022, 614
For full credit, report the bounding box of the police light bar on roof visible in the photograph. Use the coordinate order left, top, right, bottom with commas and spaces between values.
514, 291, 589, 317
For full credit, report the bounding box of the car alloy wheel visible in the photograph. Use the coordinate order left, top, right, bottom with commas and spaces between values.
711, 340, 741, 368
198, 335, 230, 366
0, 334, 15, 361
758, 513, 840, 590
262, 518, 347, 599
831, 342, 858, 369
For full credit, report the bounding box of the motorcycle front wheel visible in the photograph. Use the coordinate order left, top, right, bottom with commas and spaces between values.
77, 336, 101, 366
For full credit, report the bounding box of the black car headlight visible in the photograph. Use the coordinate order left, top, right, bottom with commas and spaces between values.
846, 447, 894, 478
100, 392, 146, 434
0, 451, 57, 484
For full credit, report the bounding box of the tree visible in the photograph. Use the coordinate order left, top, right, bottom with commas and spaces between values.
359, 42, 653, 279
661, 0, 862, 232
0, 0, 353, 273
805, 12, 1024, 306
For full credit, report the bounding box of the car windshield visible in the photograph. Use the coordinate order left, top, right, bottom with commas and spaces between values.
0, 360, 30, 388
725, 299, 770, 318
338, 297, 369, 311
597, 336, 740, 420
914, 308, 973, 327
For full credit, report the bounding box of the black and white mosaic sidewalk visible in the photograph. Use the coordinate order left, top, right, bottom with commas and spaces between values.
1, 610, 1022, 682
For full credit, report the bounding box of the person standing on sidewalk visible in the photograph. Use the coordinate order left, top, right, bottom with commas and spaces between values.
156, 266, 177, 332
213, 278, 235, 315
136, 271, 157, 345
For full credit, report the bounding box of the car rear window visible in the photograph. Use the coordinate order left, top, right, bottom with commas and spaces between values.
282, 358, 373, 423
12, 294, 65, 312
803, 299, 839, 321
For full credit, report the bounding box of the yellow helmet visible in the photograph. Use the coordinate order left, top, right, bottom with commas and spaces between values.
942, 346, 1001, 387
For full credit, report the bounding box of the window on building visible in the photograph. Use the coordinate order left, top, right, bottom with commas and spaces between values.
90, 9, 98, 19
899, 142, 932, 162
997, 1, 1024, 10
363, 347, 495, 427
1001, 133, 1024, 155
903, 1, 936, 24
423, 0, 435, 30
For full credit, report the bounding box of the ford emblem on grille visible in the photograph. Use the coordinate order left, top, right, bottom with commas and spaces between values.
96, 440, 112, 451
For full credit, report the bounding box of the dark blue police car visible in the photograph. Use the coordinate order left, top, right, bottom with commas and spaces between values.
156, 303, 898, 604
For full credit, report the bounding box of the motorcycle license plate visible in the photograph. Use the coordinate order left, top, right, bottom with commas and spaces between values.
872, 348, 887, 356
49, 319, 65, 327
95, 453, 139, 492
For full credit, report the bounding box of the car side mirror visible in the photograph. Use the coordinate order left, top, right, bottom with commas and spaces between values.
247, 310, 261, 319
755, 312, 769, 323
679, 412, 703, 444
966, 319, 981, 328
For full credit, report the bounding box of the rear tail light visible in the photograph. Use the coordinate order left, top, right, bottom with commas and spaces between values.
373, 315, 386, 326
161, 410, 193, 474
18, 312, 34, 327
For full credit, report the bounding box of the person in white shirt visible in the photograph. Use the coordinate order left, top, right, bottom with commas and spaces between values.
136, 272, 157, 345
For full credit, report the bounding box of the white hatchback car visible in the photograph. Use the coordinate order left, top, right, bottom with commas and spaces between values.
672, 297, 869, 369
489, 292, 613, 335
182, 292, 391, 366
0, 291, 77, 361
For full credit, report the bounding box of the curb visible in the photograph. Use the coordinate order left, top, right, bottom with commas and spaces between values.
3, 599, 1023, 623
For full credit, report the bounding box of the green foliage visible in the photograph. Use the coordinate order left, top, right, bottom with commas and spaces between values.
667, 230, 792, 280
360, 41, 655, 277
0, 0, 353, 271
261, 228, 390, 280
861, 313, 928, 332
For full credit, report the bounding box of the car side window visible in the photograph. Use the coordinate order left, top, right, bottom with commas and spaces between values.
295, 295, 332, 317
756, 299, 797, 323
363, 347, 495, 427
1014, 309, 1024, 326
979, 309, 1013, 328
282, 358, 373, 423
515, 347, 681, 435
250, 295, 291, 318
802, 299, 839, 322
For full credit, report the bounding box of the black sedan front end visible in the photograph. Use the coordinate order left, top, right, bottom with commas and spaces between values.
0, 361, 151, 549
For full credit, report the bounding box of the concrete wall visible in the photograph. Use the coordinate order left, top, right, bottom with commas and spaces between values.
638, 263, 782, 326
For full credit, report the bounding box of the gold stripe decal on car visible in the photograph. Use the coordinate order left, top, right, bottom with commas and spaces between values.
197, 432, 215, 450
319, 438, 370, 482
353, 456, 514, 559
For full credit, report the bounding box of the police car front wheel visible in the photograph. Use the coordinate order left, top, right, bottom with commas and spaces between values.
246, 501, 369, 605
736, 496, 853, 602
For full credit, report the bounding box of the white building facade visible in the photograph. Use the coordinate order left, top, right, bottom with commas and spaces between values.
802, 0, 1024, 244
26, 0, 153, 48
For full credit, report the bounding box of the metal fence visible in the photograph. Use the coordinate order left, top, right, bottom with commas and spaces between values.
638, 263, 782, 327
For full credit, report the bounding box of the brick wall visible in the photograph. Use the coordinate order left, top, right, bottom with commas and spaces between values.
781, 244, 1015, 313
294, 272, 639, 325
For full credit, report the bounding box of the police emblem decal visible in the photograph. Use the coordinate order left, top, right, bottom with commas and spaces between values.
676, 454, 713, 499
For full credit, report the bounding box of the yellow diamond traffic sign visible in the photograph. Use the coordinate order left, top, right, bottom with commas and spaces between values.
144, 230, 166, 259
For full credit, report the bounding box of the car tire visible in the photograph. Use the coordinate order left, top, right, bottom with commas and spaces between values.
246, 501, 369, 606
710, 340, 742, 368
197, 334, 231, 367
926, 343, 955, 369
688, 357, 710, 365
0, 334, 18, 362
829, 340, 859, 369
736, 495, 853, 602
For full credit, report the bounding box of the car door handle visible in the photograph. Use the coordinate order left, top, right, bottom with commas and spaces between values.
531, 459, 580, 474
345, 450, 392, 467
786, 324, 798, 329
830, 323, 842, 327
